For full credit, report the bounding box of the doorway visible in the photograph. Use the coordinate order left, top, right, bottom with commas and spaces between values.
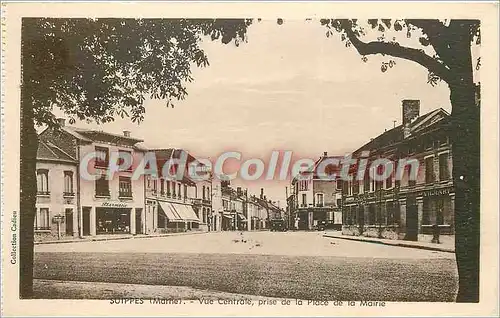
82, 207, 91, 236
135, 208, 142, 234
405, 198, 419, 241
65, 208, 73, 236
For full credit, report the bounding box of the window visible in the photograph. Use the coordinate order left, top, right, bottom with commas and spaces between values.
316, 193, 324, 207
95, 146, 109, 168
353, 181, 360, 194
336, 199, 342, 208
63, 171, 74, 195
118, 150, 133, 171
160, 178, 165, 195
206, 187, 211, 201
36, 169, 49, 194
172, 182, 176, 196
119, 176, 132, 198
95, 175, 110, 196
299, 180, 308, 191
202, 186, 206, 199
363, 172, 370, 194
423, 198, 431, 225
385, 175, 393, 189
153, 179, 157, 192
166, 181, 171, 196
439, 153, 450, 181
35, 208, 50, 230
184, 185, 188, 198
425, 156, 435, 184
178, 184, 181, 198
302, 194, 307, 207
408, 165, 416, 187
336, 181, 342, 191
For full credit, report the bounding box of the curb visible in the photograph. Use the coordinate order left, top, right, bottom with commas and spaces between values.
323, 234, 455, 253
35, 231, 207, 245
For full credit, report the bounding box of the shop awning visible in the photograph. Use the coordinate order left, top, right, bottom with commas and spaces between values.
170, 203, 199, 222
222, 212, 233, 219
158, 201, 183, 221
237, 213, 247, 221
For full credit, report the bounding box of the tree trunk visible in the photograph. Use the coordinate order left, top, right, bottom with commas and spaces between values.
19, 83, 38, 299
449, 81, 480, 303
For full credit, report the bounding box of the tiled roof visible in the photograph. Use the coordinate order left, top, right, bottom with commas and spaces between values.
37, 140, 77, 163
65, 126, 144, 144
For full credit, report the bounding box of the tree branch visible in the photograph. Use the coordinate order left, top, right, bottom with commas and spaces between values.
340, 20, 453, 84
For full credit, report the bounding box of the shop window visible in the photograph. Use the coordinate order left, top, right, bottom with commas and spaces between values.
95, 146, 109, 168
119, 176, 132, 198
63, 171, 74, 195
363, 172, 370, 193
302, 194, 307, 207
422, 198, 431, 225
386, 202, 394, 225
95, 175, 110, 197
439, 153, 450, 181
36, 169, 49, 194
35, 208, 50, 230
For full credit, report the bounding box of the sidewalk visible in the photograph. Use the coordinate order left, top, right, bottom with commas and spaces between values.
35, 231, 207, 245
323, 231, 455, 253
34, 279, 289, 301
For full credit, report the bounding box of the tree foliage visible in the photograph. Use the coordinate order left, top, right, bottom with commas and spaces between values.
22, 18, 252, 126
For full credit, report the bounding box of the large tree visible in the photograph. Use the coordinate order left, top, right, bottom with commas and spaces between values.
319, 19, 480, 302
20, 18, 252, 298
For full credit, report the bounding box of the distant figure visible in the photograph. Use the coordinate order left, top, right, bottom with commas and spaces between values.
431, 224, 441, 244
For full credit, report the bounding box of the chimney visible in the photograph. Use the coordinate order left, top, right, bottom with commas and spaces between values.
123, 130, 131, 137
56, 118, 66, 127
323, 151, 328, 157
237, 187, 242, 196
402, 100, 420, 125
402, 99, 420, 138
260, 188, 264, 199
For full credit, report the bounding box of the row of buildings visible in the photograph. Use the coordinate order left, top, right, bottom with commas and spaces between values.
286, 100, 455, 241
34, 119, 283, 240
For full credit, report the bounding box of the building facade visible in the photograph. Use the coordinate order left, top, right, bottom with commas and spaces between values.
289, 153, 343, 230
342, 100, 454, 241
38, 121, 147, 237
35, 139, 79, 240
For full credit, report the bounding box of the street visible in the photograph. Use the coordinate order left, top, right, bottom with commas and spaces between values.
34, 231, 458, 301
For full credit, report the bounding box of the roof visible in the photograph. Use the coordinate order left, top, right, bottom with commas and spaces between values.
64, 126, 144, 144
37, 140, 77, 163
352, 108, 450, 155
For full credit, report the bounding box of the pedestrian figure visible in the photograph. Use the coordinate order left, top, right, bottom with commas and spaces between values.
431, 223, 440, 244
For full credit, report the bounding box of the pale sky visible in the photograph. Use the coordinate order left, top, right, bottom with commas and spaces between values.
69, 20, 452, 206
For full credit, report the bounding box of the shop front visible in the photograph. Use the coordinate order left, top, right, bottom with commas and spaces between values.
96, 208, 131, 234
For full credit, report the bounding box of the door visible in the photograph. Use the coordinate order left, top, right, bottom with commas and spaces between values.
65, 208, 73, 235
83, 207, 90, 236
135, 208, 142, 234
358, 205, 364, 234
405, 198, 419, 241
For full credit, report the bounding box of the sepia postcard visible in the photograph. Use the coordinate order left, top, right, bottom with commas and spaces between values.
1, 1, 499, 317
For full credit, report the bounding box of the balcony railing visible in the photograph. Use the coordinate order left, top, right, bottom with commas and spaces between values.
63, 192, 75, 197
119, 192, 133, 199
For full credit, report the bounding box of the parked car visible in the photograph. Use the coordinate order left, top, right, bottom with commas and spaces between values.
270, 219, 288, 232
315, 220, 327, 231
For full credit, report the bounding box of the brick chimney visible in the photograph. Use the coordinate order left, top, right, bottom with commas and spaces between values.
123, 130, 131, 137
56, 118, 66, 127
402, 99, 420, 138
260, 188, 264, 199
323, 151, 328, 157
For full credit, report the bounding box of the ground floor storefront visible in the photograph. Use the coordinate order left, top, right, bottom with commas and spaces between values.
295, 208, 339, 230
342, 186, 454, 241
80, 205, 145, 236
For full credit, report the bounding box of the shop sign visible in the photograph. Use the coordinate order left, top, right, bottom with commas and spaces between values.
101, 201, 128, 208
422, 188, 452, 197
